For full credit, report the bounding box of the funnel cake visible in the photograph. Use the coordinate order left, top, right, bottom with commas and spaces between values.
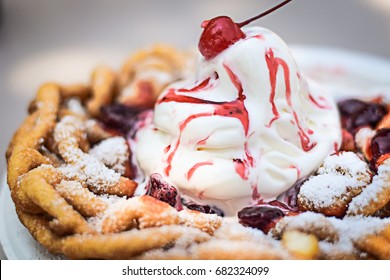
6, 2, 390, 258
6, 43, 390, 259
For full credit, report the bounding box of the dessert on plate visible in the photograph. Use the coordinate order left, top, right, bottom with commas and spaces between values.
5, 1, 390, 259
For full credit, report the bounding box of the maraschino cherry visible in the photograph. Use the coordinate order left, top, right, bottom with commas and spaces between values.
198, 0, 292, 60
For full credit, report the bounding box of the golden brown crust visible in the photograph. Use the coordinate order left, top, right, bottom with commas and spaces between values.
7, 83, 60, 161
85, 119, 116, 144
101, 196, 179, 233
117, 44, 193, 108
20, 167, 93, 235
87, 66, 117, 117
55, 180, 108, 217
60, 84, 91, 101
118, 44, 186, 88
62, 226, 208, 260
354, 235, 390, 260
298, 186, 364, 218
347, 160, 390, 216
178, 209, 222, 235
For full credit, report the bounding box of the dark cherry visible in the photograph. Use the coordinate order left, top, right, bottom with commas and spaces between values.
185, 201, 224, 217
198, 0, 292, 60
282, 177, 308, 211
99, 104, 147, 134
369, 128, 390, 170
146, 173, 178, 207
338, 99, 388, 134
238, 205, 285, 234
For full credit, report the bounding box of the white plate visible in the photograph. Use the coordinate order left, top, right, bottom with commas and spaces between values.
0, 175, 63, 259
1, 46, 390, 260
291, 45, 390, 100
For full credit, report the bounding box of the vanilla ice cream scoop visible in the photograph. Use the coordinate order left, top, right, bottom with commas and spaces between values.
135, 26, 341, 215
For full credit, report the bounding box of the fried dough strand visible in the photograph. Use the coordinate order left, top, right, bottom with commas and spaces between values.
87, 66, 117, 117
62, 226, 207, 260
53, 115, 137, 197
355, 235, 390, 260
101, 196, 179, 233
347, 160, 390, 216
19, 167, 93, 234
117, 44, 193, 108
56, 180, 107, 217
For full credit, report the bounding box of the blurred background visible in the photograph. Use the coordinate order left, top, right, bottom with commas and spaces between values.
0, 0, 390, 175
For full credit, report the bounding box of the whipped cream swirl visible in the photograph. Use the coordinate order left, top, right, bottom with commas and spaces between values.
135, 26, 342, 215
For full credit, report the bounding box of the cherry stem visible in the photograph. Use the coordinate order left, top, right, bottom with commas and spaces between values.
237, 0, 292, 27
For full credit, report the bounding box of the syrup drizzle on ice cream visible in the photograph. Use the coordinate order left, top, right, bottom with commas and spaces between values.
265, 49, 315, 151
159, 65, 250, 177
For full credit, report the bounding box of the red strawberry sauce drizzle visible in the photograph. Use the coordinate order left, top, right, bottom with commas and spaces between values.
233, 159, 248, 180
223, 63, 244, 99
244, 141, 254, 166
265, 49, 316, 152
197, 135, 211, 145
178, 77, 212, 93
265, 49, 281, 126
158, 64, 252, 178
158, 45, 317, 179
334, 142, 340, 154
164, 112, 213, 176
308, 94, 332, 110
178, 77, 210, 92
252, 34, 264, 40
289, 165, 301, 178
186, 161, 214, 180
251, 183, 261, 200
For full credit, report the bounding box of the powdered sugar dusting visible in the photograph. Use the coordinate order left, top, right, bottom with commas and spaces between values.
85, 119, 98, 132
66, 98, 87, 116
89, 137, 129, 175
57, 180, 90, 201
317, 151, 371, 181
87, 195, 127, 232
59, 151, 121, 191
323, 215, 390, 258
54, 115, 84, 148
99, 194, 125, 205
277, 212, 390, 257
178, 210, 221, 234
87, 216, 104, 232
299, 174, 364, 208
299, 152, 371, 208
347, 159, 390, 215
56, 180, 108, 214
55, 116, 121, 191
